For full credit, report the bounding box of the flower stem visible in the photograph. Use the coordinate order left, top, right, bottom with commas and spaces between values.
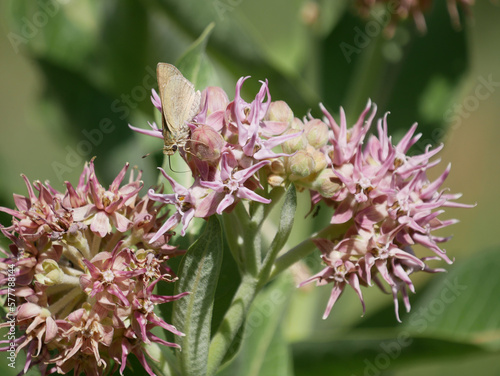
232, 203, 262, 277
262, 187, 285, 223
207, 274, 258, 376
268, 221, 352, 281
222, 212, 245, 271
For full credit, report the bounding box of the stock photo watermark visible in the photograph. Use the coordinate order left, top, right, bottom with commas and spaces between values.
411, 73, 499, 154
352, 277, 468, 376
340, 3, 398, 63
51, 65, 158, 181
3, 263, 18, 368
444, 74, 500, 131
7, 0, 70, 54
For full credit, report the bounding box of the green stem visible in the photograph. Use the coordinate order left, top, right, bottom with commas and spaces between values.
269, 237, 315, 281
262, 187, 285, 223
268, 221, 352, 281
257, 185, 295, 290
207, 274, 258, 376
233, 203, 262, 277
221, 211, 245, 271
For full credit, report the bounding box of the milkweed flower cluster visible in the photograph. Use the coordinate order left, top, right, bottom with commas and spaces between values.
129, 77, 300, 242
0, 64, 472, 375
0, 160, 187, 376
131, 75, 470, 322
356, 0, 474, 33
295, 103, 472, 320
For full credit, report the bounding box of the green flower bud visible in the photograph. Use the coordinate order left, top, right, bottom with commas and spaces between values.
268, 174, 286, 187
270, 159, 285, 175
34, 259, 64, 286
304, 119, 329, 149
266, 100, 294, 123
311, 169, 341, 198
291, 117, 305, 130
287, 150, 315, 179
311, 149, 327, 173
282, 129, 307, 154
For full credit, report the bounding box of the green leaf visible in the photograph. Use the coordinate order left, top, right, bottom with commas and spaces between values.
217, 276, 294, 376
259, 184, 297, 287
172, 216, 224, 376
292, 247, 500, 375
292, 336, 485, 376
176, 22, 217, 89
403, 247, 500, 351
210, 231, 242, 339
144, 342, 179, 376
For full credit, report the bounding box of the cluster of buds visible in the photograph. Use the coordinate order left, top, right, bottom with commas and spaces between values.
355, 0, 474, 33
0, 160, 187, 375
131, 75, 469, 321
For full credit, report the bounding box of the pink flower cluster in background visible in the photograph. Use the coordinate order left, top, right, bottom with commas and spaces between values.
0, 160, 187, 375
356, 0, 474, 33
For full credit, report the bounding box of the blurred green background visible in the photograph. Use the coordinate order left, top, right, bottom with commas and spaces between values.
1, 0, 499, 375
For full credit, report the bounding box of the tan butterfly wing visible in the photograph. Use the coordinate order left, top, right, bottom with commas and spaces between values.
156, 63, 201, 155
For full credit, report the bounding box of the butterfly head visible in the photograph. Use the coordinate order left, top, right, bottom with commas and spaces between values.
163, 144, 178, 156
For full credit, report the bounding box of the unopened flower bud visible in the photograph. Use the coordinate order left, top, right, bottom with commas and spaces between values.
201, 86, 230, 115
311, 149, 327, 173
263, 101, 294, 136
266, 100, 294, 123
270, 159, 285, 175
311, 169, 341, 198
34, 259, 64, 285
288, 150, 315, 178
291, 117, 305, 130
268, 174, 285, 187
304, 119, 329, 148
282, 129, 307, 154
190, 125, 225, 162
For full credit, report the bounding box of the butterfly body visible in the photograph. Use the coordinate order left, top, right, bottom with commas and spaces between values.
156, 63, 201, 155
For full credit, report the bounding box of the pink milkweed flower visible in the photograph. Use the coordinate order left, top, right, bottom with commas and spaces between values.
301, 102, 472, 321
200, 153, 271, 214
197, 86, 230, 131
299, 238, 366, 319
52, 304, 114, 373
128, 121, 164, 140
233, 76, 271, 147
231, 77, 297, 160
0, 161, 188, 376
148, 168, 199, 240
150, 88, 162, 112
0, 175, 71, 241
71, 160, 143, 237
80, 243, 143, 309
321, 100, 377, 167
